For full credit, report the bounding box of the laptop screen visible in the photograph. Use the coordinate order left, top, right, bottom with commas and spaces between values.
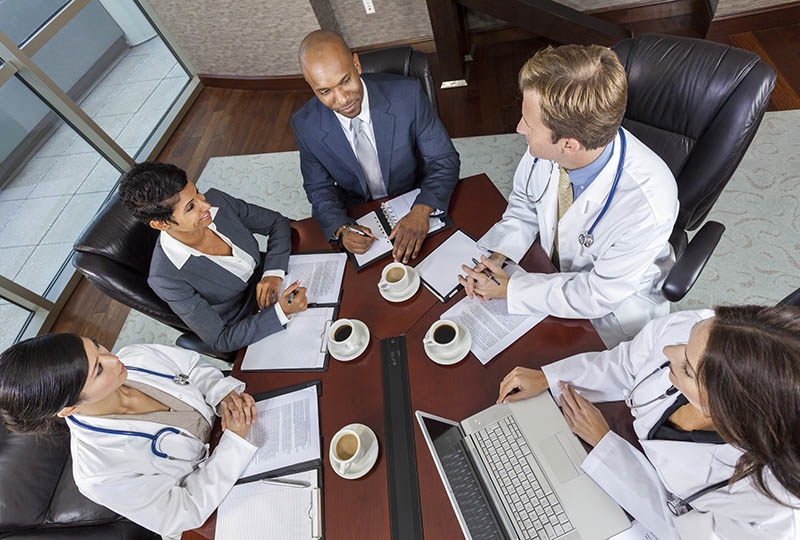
420, 415, 508, 540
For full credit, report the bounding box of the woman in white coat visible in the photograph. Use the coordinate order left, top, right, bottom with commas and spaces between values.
497, 305, 800, 539
0, 333, 258, 539
461, 44, 678, 349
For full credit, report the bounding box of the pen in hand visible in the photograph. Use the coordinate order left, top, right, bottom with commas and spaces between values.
287, 290, 298, 305
343, 224, 374, 238
472, 257, 501, 286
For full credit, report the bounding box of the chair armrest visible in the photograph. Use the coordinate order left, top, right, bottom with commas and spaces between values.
662, 221, 725, 302
175, 333, 235, 364
778, 288, 800, 307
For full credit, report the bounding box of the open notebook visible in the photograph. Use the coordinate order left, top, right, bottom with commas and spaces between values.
351, 188, 453, 270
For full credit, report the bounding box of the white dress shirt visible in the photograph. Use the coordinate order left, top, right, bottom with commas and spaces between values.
159, 207, 289, 324
334, 77, 378, 158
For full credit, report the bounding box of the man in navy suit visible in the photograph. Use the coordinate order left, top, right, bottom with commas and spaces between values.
291, 30, 460, 263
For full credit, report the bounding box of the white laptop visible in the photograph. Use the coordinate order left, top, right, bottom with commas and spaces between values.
416, 392, 630, 540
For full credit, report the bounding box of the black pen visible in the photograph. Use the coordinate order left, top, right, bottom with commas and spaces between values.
472, 257, 501, 286
287, 290, 298, 305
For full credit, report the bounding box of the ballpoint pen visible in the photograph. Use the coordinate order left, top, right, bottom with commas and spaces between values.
260, 478, 310, 489
343, 224, 371, 237
471, 257, 501, 286
287, 290, 298, 304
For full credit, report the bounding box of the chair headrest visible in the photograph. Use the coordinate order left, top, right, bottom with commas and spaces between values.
73, 192, 158, 277
613, 34, 776, 229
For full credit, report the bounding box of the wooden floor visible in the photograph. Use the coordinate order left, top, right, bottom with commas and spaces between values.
51, 19, 800, 348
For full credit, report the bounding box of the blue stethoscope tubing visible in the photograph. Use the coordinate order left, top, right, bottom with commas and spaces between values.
66, 366, 205, 461
526, 127, 627, 248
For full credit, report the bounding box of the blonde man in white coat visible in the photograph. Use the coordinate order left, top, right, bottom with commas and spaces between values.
0, 334, 258, 540
497, 305, 800, 539
460, 45, 678, 348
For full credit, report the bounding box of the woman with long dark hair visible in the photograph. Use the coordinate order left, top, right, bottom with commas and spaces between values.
0, 335, 257, 539
498, 306, 800, 539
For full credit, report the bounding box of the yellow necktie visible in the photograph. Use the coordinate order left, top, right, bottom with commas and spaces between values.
552, 167, 573, 270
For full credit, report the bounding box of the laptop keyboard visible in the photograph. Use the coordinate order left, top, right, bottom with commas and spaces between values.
440, 442, 505, 540
474, 416, 575, 540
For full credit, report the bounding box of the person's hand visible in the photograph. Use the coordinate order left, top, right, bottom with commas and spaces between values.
461, 252, 507, 300
458, 254, 509, 300
388, 204, 432, 263
256, 276, 282, 309
558, 382, 609, 447
221, 392, 257, 439
278, 281, 308, 315
338, 224, 375, 254
497, 367, 549, 403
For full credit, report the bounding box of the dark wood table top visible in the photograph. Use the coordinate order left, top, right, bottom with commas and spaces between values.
183, 173, 623, 540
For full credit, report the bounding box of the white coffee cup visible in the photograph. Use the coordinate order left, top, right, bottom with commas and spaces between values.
331, 427, 364, 474
378, 262, 410, 295
328, 318, 364, 357
423, 319, 461, 357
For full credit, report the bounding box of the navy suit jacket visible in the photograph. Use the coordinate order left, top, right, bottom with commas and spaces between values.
291, 73, 460, 239
148, 189, 291, 353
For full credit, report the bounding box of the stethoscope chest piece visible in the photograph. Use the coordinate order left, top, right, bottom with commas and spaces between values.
173, 374, 190, 385
578, 232, 594, 248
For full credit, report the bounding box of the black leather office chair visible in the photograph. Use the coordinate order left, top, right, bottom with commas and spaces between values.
612, 35, 776, 301
0, 423, 158, 539
72, 194, 235, 362
358, 45, 438, 115
779, 288, 800, 307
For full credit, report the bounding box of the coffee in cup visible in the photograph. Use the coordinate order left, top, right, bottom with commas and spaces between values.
328, 318, 367, 360
424, 319, 462, 358
331, 427, 364, 474
378, 262, 410, 295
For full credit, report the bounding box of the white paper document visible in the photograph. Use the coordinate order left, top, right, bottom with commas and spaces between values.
415, 229, 489, 301
241, 307, 333, 371
382, 188, 445, 233
216, 469, 321, 540
353, 211, 393, 267
284, 252, 346, 305
610, 520, 659, 540
240, 385, 321, 479
441, 269, 546, 364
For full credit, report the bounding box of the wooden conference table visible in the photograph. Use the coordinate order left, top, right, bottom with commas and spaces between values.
184, 173, 631, 540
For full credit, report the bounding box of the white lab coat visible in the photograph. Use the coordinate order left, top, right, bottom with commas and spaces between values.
478, 128, 678, 348
541, 310, 800, 540
67, 344, 257, 539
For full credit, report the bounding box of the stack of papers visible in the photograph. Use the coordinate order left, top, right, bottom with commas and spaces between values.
283, 252, 346, 306
241, 307, 334, 371
441, 264, 546, 364
216, 469, 320, 540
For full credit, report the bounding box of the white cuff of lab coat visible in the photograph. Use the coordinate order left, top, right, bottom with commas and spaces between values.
220, 427, 258, 454
274, 303, 291, 326
211, 376, 247, 416
541, 363, 565, 405
580, 429, 619, 475
261, 269, 285, 280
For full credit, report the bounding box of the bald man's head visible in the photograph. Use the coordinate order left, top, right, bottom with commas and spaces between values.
299, 30, 364, 118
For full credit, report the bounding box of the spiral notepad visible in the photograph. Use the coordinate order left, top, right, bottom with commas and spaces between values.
350, 189, 452, 270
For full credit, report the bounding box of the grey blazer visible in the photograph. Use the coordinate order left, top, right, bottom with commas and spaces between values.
148, 189, 291, 353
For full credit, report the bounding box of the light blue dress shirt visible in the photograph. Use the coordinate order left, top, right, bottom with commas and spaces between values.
568, 140, 615, 202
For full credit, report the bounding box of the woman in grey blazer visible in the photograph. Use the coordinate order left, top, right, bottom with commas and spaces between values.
120, 162, 307, 353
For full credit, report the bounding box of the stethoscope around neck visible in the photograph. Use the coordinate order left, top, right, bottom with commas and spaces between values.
524, 127, 627, 249
66, 366, 208, 462
621, 360, 735, 516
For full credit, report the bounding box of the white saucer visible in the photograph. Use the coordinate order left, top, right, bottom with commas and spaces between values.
329, 423, 379, 480
379, 266, 421, 303
424, 322, 472, 365
328, 320, 370, 362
